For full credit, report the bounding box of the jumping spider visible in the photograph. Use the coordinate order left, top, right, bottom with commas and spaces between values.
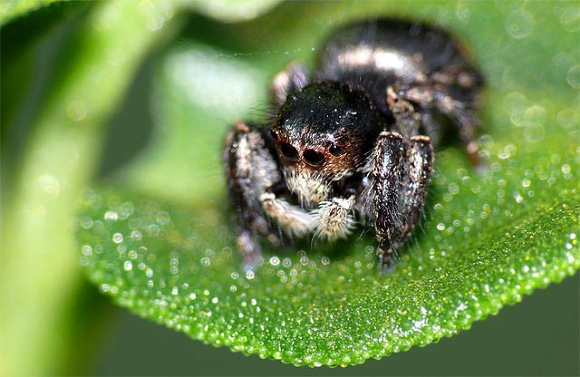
224, 19, 482, 271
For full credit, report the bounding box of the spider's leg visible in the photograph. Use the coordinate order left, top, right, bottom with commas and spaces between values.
394, 69, 482, 165
402, 135, 434, 234
270, 62, 310, 107
370, 132, 433, 270
370, 131, 408, 269
225, 121, 283, 270
225, 121, 317, 270
386, 86, 422, 136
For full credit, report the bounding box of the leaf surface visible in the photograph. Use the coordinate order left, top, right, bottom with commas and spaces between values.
77, 1, 580, 367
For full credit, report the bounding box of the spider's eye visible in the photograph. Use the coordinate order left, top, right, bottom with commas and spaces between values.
329, 143, 342, 156
269, 130, 278, 140
303, 149, 325, 166
280, 143, 299, 161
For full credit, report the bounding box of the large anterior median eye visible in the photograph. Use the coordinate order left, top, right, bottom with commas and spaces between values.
303, 149, 325, 166
280, 142, 299, 161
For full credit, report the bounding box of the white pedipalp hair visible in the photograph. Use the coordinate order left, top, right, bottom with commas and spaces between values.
311, 196, 357, 242
260, 193, 315, 237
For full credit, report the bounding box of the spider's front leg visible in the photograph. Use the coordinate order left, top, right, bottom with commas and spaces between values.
225, 121, 314, 270
370, 131, 433, 269
225, 122, 279, 269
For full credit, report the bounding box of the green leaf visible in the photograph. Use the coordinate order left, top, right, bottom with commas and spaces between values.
76, 0, 579, 368
0, 0, 64, 26
1, 1, 183, 375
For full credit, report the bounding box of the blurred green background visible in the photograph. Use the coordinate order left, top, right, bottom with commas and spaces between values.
2, 0, 578, 375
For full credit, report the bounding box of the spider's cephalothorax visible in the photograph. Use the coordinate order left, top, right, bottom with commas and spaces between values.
224, 19, 483, 270
272, 82, 385, 208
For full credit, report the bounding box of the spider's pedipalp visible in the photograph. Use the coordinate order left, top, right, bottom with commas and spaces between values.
312, 196, 357, 242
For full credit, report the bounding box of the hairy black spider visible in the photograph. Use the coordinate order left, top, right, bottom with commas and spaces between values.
224, 18, 483, 271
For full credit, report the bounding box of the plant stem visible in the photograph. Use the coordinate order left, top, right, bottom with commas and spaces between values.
0, 1, 181, 374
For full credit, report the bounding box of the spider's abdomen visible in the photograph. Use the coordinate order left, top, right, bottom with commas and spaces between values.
315, 19, 481, 117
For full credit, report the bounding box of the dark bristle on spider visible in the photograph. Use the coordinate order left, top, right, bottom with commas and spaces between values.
224, 18, 483, 272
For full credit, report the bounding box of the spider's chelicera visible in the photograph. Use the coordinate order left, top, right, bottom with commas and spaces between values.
224, 19, 483, 271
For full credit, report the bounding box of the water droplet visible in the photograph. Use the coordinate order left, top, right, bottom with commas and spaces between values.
123, 260, 133, 271
520, 105, 546, 143
146, 224, 160, 236
131, 230, 142, 240
104, 211, 118, 221
448, 183, 459, 195
81, 245, 93, 256
112, 233, 123, 243
505, 10, 534, 39
554, 2, 580, 32
212, 297, 219, 304
498, 144, 517, 159
201, 257, 210, 266
557, 108, 579, 129
506, 92, 530, 126
503, 92, 528, 116
118, 202, 134, 219
524, 105, 547, 125
566, 64, 580, 89
269, 256, 280, 266
282, 258, 292, 268
80, 217, 93, 229
156, 211, 171, 225
561, 164, 571, 174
